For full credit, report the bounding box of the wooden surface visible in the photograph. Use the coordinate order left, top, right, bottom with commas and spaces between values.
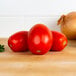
0, 38, 76, 76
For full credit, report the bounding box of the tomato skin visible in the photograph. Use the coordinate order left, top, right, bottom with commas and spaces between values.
28, 24, 53, 55
8, 31, 28, 52
51, 31, 68, 51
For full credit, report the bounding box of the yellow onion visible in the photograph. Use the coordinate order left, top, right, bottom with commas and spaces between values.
58, 12, 76, 40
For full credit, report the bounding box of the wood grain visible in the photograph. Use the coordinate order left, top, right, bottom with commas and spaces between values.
0, 38, 76, 76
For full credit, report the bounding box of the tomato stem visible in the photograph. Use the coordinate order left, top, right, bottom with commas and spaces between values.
37, 50, 41, 53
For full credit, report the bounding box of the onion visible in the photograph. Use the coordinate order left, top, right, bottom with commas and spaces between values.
57, 12, 76, 40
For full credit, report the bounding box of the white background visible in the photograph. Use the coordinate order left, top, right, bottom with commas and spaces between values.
0, 0, 76, 37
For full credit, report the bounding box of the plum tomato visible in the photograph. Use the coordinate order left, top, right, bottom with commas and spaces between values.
28, 24, 53, 55
51, 31, 68, 51
8, 31, 28, 52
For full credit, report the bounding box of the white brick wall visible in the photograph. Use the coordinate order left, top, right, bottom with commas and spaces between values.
0, 15, 60, 37
0, 0, 76, 37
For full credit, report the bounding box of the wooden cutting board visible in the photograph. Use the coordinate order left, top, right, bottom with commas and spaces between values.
0, 38, 76, 76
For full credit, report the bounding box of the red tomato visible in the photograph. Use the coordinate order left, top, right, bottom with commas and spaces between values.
8, 31, 28, 52
28, 24, 53, 55
51, 31, 68, 51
